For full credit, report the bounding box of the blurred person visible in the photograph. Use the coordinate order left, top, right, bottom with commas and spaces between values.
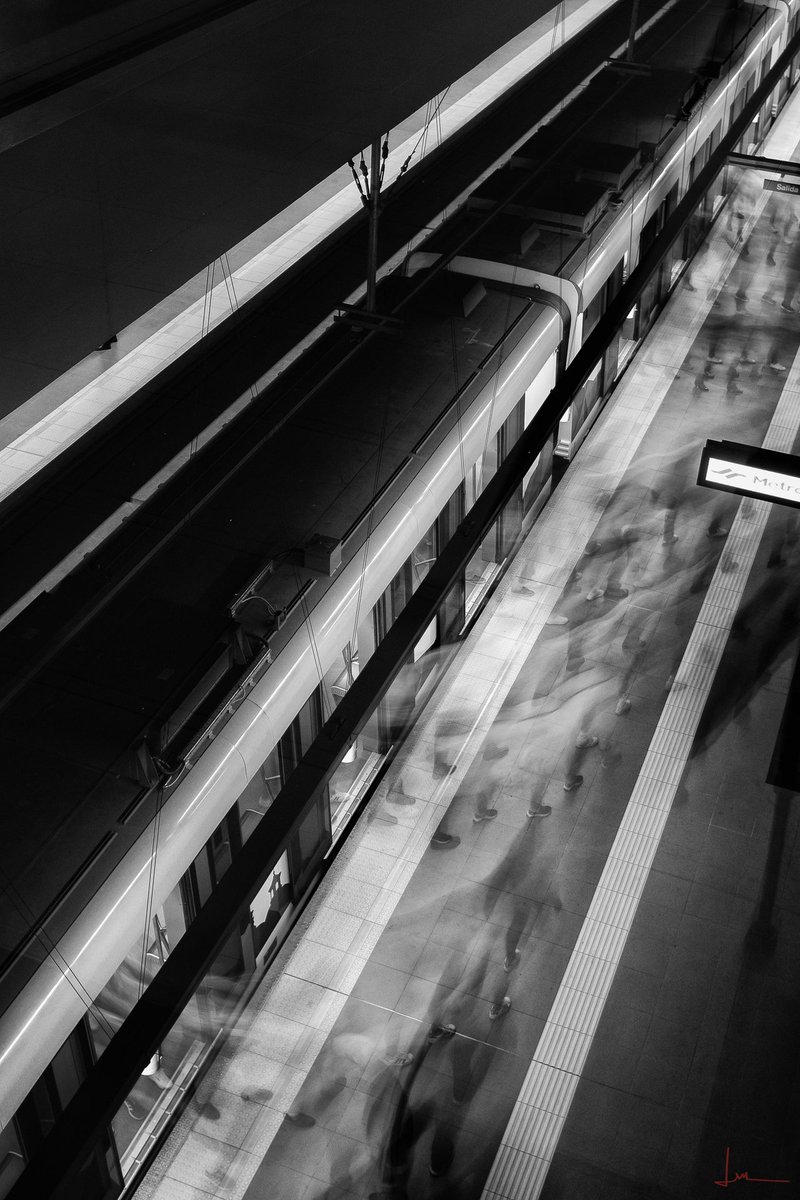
472, 779, 499, 823
563, 725, 600, 792
779, 226, 800, 313
683, 208, 710, 291
726, 168, 759, 247
430, 821, 461, 850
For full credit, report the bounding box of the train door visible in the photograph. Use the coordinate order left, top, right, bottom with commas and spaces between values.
463, 400, 524, 620
463, 424, 501, 615
373, 561, 414, 751
324, 486, 465, 835
437, 483, 465, 643
754, 50, 775, 143
564, 260, 625, 452
523, 428, 557, 517
188, 810, 245, 987
636, 181, 679, 338
662, 181, 681, 290
601, 259, 625, 386
275, 690, 330, 899
636, 208, 661, 337
87, 881, 196, 1182
683, 136, 711, 265
497, 401, 525, 557
730, 73, 756, 154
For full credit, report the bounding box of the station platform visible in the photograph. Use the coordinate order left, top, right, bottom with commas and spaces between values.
0, 0, 610, 503
132, 79, 800, 1200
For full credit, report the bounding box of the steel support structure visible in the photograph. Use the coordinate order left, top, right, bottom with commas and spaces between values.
728, 151, 800, 175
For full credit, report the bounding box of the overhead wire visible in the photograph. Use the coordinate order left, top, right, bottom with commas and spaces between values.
396, 88, 451, 181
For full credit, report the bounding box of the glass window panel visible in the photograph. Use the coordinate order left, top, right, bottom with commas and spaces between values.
238, 744, 282, 843
50, 1035, 85, 1112
412, 522, 437, 590
250, 850, 293, 965
292, 795, 330, 885
0, 1122, 25, 1199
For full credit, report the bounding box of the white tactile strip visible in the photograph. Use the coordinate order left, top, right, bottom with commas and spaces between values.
143, 74, 800, 1200
0, 0, 614, 507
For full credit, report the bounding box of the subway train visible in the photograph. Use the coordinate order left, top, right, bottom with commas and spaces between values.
1, 0, 798, 1194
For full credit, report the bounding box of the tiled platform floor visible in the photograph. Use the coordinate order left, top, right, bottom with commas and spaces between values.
135, 76, 800, 1200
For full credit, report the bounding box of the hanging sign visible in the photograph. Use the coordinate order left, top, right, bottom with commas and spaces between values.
763, 177, 800, 195
698, 439, 800, 509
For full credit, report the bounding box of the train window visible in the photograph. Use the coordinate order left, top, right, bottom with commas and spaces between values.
290, 794, 330, 892
435, 484, 466, 643
191, 809, 240, 907
437, 482, 464, 553
582, 289, 604, 340
209, 820, 235, 880
412, 521, 437, 589
498, 398, 524, 457
250, 849, 293, 965
374, 559, 414, 643
16, 1025, 94, 1155
50, 1031, 89, 1111
323, 642, 382, 834
278, 690, 323, 777
497, 401, 525, 556
0, 1121, 25, 1199
523, 429, 557, 518
88, 891, 186, 1070
238, 744, 282, 842
17, 1074, 58, 1148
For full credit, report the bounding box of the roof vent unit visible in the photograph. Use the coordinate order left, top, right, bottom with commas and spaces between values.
419, 273, 488, 318
574, 143, 641, 191
521, 179, 611, 235
303, 534, 342, 576
473, 215, 540, 258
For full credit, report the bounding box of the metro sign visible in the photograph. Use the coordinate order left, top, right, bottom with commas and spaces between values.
698, 439, 800, 510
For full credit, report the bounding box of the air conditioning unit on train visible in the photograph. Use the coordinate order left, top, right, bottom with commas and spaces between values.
302, 534, 342, 576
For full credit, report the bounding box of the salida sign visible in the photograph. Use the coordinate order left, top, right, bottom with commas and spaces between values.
698, 439, 800, 510
763, 177, 800, 196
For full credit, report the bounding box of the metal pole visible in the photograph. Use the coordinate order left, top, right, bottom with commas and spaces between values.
626, 0, 640, 61
366, 137, 381, 312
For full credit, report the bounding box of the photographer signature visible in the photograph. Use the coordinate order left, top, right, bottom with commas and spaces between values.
715, 1147, 790, 1187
